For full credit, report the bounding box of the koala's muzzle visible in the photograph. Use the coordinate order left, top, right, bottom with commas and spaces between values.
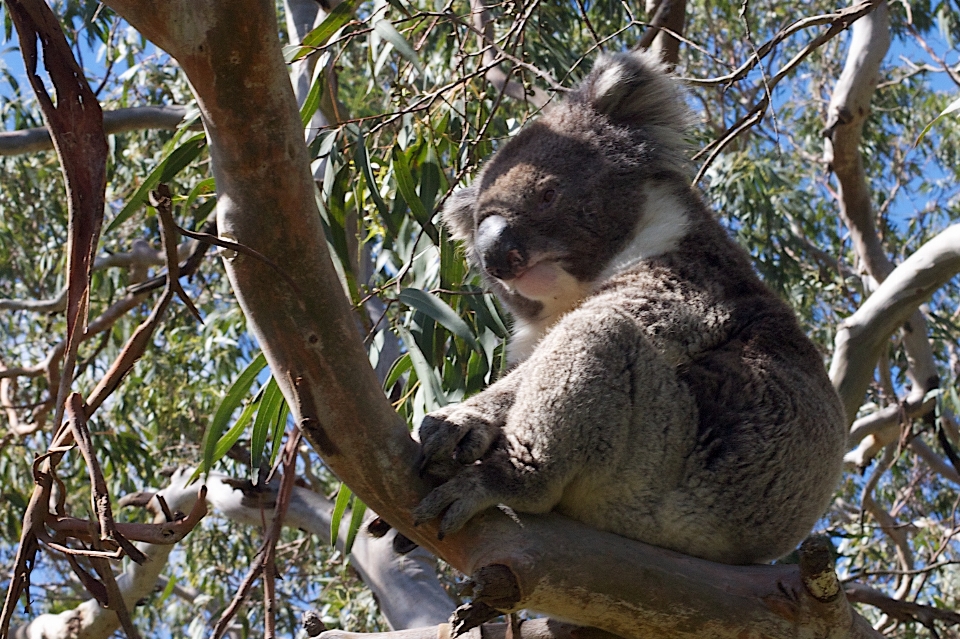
475, 215, 527, 280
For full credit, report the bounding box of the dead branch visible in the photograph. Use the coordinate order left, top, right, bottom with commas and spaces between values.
6, 0, 108, 436
213, 429, 302, 639
9, 472, 207, 639
0, 105, 193, 156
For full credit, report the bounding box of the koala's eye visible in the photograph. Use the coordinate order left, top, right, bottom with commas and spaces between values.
540, 189, 557, 205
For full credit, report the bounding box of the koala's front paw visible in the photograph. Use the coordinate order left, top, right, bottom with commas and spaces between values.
413, 465, 501, 539
417, 405, 502, 480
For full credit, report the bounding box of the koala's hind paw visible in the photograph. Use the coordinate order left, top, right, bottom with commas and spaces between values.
417, 406, 502, 480
413, 468, 499, 539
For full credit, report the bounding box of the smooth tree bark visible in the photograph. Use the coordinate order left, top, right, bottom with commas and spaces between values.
0, 106, 191, 155
823, 1, 941, 426
90, 2, 887, 638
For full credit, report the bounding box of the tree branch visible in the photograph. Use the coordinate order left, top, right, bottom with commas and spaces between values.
0, 106, 191, 156
0, 239, 195, 313
823, 1, 940, 425
845, 583, 960, 629
469, 0, 550, 109
638, 0, 686, 67
830, 224, 960, 425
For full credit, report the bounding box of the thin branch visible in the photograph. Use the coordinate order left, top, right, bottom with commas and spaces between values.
469, 0, 550, 108
845, 583, 960, 629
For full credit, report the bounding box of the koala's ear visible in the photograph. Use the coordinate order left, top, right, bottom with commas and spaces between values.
439, 184, 478, 242
576, 50, 692, 134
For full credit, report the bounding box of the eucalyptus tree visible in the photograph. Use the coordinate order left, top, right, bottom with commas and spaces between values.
0, 0, 958, 637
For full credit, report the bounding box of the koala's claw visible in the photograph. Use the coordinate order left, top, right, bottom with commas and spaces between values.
417, 409, 502, 480
413, 471, 498, 539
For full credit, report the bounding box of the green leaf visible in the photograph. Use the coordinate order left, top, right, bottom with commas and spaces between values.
915, 95, 960, 146
373, 20, 423, 75
300, 70, 324, 128
398, 326, 447, 409
156, 575, 178, 607
354, 129, 389, 218
197, 353, 267, 480
330, 483, 352, 548
392, 145, 430, 226
268, 400, 290, 468
383, 353, 412, 391
212, 389, 264, 462
289, 0, 358, 63
183, 177, 217, 212
106, 133, 206, 234
251, 376, 285, 471
345, 498, 367, 555
399, 288, 479, 351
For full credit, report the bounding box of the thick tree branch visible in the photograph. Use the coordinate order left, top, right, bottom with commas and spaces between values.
823, 1, 940, 423
639, 0, 686, 67
830, 224, 960, 425
0, 106, 191, 156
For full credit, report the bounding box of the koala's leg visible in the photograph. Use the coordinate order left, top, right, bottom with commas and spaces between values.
415, 310, 668, 539
417, 372, 521, 481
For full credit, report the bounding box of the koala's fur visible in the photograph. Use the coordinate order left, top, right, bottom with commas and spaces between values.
415, 51, 845, 564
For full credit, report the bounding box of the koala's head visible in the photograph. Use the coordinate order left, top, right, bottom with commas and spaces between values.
442, 50, 692, 328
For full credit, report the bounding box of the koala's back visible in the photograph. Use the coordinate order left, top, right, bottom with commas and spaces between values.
534, 201, 845, 563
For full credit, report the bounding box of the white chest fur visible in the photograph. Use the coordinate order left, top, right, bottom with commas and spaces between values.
506, 184, 690, 364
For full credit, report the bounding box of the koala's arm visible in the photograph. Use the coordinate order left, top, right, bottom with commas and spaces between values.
416, 310, 648, 538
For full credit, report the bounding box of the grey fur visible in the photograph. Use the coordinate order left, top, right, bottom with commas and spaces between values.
415, 50, 845, 564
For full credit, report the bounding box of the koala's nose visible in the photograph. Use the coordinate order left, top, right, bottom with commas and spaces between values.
475, 215, 526, 280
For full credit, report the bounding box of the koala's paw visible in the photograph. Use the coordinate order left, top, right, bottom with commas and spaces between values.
417, 406, 502, 480
413, 466, 501, 539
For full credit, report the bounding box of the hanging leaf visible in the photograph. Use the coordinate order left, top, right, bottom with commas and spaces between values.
197, 353, 268, 480
373, 20, 423, 75
399, 288, 479, 351
398, 326, 447, 410
251, 376, 285, 472
344, 498, 367, 555
330, 482, 352, 548
915, 94, 960, 146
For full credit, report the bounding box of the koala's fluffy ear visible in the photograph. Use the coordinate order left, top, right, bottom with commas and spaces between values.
576, 50, 692, 135
439, 184, 478, 242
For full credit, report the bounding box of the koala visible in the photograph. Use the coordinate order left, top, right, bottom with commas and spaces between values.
414, 50, 846, 565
